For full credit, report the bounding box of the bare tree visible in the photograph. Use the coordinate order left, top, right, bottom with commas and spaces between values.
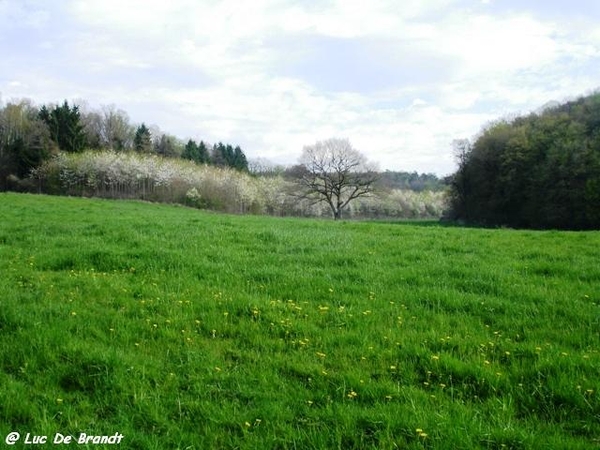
100, 105, 134, 151
297, 138, 378, 220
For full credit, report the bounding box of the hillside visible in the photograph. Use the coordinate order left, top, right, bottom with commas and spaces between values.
448, 91, 600, 229
0, 193, 599, 449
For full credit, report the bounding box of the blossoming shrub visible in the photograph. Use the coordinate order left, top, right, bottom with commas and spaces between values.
34, 151, 261, 213
351, 189, 447, 219
33, 151, 447, 219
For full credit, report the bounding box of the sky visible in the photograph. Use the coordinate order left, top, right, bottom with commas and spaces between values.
1, 0, 599, 175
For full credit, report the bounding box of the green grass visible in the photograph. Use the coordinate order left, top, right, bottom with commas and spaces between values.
0, 192, 599, 449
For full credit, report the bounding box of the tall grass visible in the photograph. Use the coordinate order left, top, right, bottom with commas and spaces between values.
0, 193, 598, 449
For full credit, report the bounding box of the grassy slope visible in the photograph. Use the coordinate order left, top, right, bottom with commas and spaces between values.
0, 193, 598, 449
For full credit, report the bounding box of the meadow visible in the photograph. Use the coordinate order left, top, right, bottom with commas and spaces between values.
0, 192, 598, 449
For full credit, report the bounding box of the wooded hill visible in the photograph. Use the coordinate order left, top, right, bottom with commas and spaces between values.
448, 91, 600, 230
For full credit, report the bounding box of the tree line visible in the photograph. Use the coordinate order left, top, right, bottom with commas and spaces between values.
0, 99, 248, 190
30, 149, 446, 219
447, 91, 600, 230
0, 97, 445, 220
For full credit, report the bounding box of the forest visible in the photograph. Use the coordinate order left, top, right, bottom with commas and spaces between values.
447, 91, 600, 230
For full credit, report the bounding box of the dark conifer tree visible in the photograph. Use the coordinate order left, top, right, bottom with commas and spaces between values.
133, 123, 152, 153
38, 101, 87, 152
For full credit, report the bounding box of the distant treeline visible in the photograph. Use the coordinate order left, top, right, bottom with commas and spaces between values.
1, 98, 444, 192
447, 91, 600, 230
0, 97, 447, 220
0, 99, 248, 191
253, 165, 446, 192
376, 171, 445, 192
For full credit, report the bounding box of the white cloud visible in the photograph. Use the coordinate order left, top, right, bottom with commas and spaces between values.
1, 0, 599, 174
439, 14, 559, 74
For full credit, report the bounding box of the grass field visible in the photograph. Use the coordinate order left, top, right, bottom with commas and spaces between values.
0, 192, 598, 449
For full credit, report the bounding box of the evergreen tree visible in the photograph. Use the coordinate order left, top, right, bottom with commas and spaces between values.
233, 145, 248, 171
198, 140, 210, 164
209, 142, 247, 170
224, 144, 235, 166
38, 101, 87, 152
211, 142, 227, 166
134, 123, 152, 153
182, 139, 199, 162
